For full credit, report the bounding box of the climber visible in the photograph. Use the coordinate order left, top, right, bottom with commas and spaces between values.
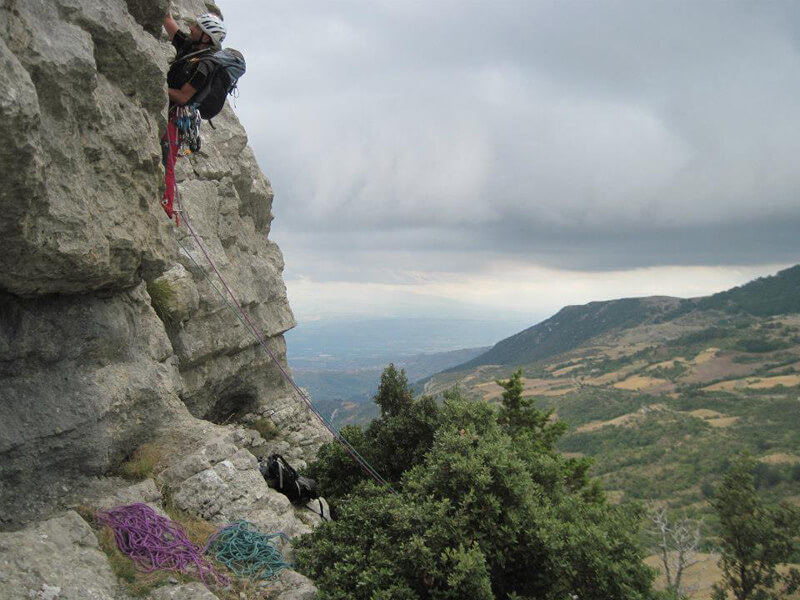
160, 10, 227, 223
163, 11, 226, 107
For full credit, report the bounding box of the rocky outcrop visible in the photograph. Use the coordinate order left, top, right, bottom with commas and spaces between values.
0, 511, 126, 600
0, 0, 330, 596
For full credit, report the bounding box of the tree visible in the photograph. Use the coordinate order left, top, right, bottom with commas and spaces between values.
305, 363, 439, 502
711, 455, 800, 600
374, 363, 414, 418
305, 424, 372, 501
297, 376, 658, 599
648, 504, 702, 597
496, 369, 567, 446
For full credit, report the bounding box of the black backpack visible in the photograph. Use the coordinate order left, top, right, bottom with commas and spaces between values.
259, 454, 320, 505
190, 48, 246, 120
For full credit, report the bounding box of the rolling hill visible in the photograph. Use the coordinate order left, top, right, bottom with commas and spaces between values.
420, 265, 800, 521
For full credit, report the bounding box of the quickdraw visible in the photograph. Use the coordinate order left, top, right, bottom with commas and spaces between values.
175, 106, 202, 154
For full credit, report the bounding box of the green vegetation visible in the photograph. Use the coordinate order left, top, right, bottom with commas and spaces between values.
250, 417, 279, 441
552, 386, 800, 516
146, 279, 176, 324
650, 361, 689, 380
666, 327, 736, 348
711, 455, 800, 600
696, 265, 800, 317
544, 387, 652, 426
452, 298, 649, 370
116, 443, 163, 481
297, 367, 662, 599
734, 337, 791, 353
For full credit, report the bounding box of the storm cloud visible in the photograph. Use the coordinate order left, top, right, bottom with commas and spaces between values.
221, 1, 800, 318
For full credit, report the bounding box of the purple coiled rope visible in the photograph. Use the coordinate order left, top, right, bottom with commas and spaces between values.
95, 503, 229, 587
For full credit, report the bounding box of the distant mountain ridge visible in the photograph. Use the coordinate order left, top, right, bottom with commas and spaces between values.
444, 264, 800, 374
447, 297, 664, 371
418, 264, 800, 519
693, 264, 800, 316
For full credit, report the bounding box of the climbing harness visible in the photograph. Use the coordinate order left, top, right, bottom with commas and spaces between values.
204, 521, 291, 580
95, 503, 229, 587
170, 197, 395, 494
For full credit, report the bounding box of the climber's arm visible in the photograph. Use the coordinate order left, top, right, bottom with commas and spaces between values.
164, 12, 180, 40
168, 82, 197, 106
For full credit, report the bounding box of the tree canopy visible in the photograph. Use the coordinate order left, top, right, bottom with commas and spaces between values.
711, 454, 800, 600
297, 366, 660, 599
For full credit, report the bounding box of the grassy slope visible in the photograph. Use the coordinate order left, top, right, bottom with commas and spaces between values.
449, 297, 656, 370
422, 266, 800, 524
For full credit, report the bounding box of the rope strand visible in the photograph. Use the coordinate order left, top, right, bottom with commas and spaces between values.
95, 503, 229, 587
203, 521, 291, 580
171, 189, 395, 493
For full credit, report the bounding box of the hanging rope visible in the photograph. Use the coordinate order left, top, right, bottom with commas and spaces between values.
95, 503, 229, 587
173, 232, 394, 492
171, 187, 395, 493
203, 521, 291, 580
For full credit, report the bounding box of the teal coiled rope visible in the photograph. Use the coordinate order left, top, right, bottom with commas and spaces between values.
204, 521, 291, 580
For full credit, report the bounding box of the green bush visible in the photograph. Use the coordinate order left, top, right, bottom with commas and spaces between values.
297, 368, 657, 600
116, 443, 163, 481
734, 337, 790, 353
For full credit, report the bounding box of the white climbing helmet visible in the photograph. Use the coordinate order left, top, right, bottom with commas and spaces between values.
196, 13, 226, 48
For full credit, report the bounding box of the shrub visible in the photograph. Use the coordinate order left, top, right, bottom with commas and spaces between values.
116, 443, 163, 481
297, 368, 657, 599
734, 337, 790, 353
250, 417, 279, 441
146, 279, 175, 323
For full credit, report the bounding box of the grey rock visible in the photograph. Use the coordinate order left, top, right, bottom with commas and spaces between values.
125, 0, 171, 36
0, 0, 329, 526
149, 264, 200, 324
157, 429, 315, 540
269, 569, 318, 600
0, 511, 124, 599
147, 582, 219, 600
89, 479, 162, 511
0, 0, 326, 597
0, 284, 186, 525
0, 0, 172, 297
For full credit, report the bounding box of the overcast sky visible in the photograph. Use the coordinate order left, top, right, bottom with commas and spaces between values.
222, 1, 800, 324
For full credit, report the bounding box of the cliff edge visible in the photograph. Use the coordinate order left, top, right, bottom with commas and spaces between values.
0, 1, 326, 597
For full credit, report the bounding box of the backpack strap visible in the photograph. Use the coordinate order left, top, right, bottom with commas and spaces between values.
169, 47, 214, 67
301, 499, 330, 521
187, 57, 223, 112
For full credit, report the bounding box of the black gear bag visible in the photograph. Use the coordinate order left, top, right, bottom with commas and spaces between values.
259, 454, 320, 505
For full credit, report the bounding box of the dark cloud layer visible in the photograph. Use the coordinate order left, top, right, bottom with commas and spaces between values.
223, 1, 800, 278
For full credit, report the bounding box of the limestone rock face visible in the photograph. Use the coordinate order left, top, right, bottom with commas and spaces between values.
0, 0, 173, 297
148, 583, 220, 600
0, 511, 127, 600
159, 434, 320, 538
0, 0, 330, 547
0, 0, 331, 594
0, 282, 188, 522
